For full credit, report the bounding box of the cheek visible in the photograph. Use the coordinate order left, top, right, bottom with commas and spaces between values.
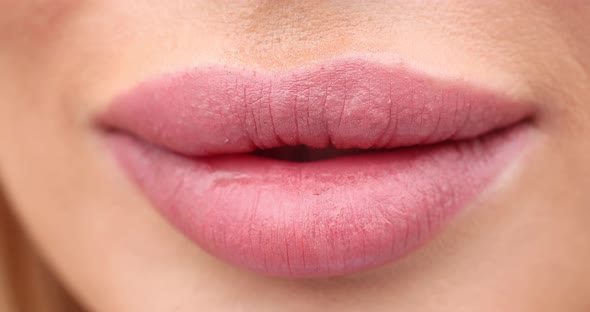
0, 1, 83, 48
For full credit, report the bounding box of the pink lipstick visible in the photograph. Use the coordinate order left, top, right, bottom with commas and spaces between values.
99, 58, 533, 277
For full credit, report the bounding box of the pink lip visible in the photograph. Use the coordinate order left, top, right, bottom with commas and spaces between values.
99, 58, 533, 277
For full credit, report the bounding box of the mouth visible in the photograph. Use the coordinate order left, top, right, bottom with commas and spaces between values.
98, 57, 534, 278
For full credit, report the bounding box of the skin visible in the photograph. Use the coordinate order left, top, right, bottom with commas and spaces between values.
1, 1, 590, 311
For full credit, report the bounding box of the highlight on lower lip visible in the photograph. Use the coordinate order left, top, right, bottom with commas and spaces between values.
99, 57, 534, 277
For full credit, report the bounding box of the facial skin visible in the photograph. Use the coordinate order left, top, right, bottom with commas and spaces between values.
1, 1, 590, 311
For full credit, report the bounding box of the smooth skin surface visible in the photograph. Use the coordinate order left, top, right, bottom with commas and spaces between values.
1, 1, 590, 311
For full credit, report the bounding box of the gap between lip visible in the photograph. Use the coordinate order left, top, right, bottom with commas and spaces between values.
99, 117, 534, 164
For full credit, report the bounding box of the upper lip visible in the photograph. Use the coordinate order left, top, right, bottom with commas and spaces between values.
98, 58, 533, 157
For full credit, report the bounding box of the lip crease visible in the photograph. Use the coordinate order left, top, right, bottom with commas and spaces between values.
98, 57, 534, 277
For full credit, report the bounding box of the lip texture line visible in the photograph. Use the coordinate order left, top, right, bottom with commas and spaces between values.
100, 58, 533, 277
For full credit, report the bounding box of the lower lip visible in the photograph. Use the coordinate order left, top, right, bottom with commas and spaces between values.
106, 124, 530, 277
